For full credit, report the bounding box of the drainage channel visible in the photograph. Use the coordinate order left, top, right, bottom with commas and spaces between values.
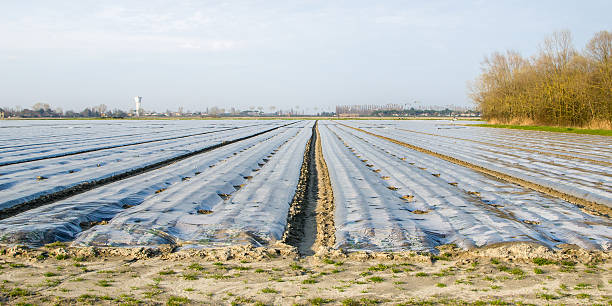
0, 121, 299, 220
283, 121, 335, 256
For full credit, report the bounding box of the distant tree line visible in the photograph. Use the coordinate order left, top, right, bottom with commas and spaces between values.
470, 30, 612, 128
372, 108, 480, 117
0, 103, 128, 118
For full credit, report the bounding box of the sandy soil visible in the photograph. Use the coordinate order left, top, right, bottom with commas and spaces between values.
0, 243, 609, 305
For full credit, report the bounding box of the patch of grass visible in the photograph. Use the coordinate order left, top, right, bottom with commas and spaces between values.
308, 297, 334, 305
55, 254, 69, 260
574, 283, 592, 289
254, 268, 265, 273
455, 279, 473, 285
490, 258, 500, 265
471, 124, 612, 136
368, 276, 384, 283
533, 268, 544, 274
559, 260, 576, 267
576, 293, 590, 299
45, 241, 67, 248
508, 268, 525, 276
43, 272, 59, 277
261, 287, 278, 294
97, 280, 113, 287
182, 272, 199, 280
415, 272, 429, 277
369, 264, 389, 271
341, 298, 360, 306
188, 263, 204, 271
322, 258, 335, 265
158, 270, 175, 275
234, 266, 250, 271
290, 262, 304, 271
359, 271, 372, 277
8, 288, 31, 297
8, 263, 26, 268
302, 279, 317, 284
532, 257, 556, 266
537, 293, 558, 300
167, 295, 190, 306
436, 283, 446, 288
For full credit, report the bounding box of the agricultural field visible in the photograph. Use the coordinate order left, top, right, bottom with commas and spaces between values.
0, 119, 610, 305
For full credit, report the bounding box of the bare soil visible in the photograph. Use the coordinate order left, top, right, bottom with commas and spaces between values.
0, 243, 610, 305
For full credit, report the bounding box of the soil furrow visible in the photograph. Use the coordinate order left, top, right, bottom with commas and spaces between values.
283, 121, 318, 255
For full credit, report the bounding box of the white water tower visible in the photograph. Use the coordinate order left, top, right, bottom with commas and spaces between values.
134, 96, 142, 117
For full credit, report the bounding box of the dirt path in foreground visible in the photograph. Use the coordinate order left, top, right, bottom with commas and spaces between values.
0, 243, 609, 305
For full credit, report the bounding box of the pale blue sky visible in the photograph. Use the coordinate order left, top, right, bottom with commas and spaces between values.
0, 0, 610, 113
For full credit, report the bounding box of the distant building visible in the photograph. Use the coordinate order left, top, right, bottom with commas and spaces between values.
134, 96, 142, 117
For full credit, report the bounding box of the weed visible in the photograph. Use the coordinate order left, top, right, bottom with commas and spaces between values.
55, 254, 69, 260
188, 263, 205, 271
290, 262, 304, 271
532, 258, 555, 266
302, 279, 317, 284
182, 272, 199, 280
308, 297, 334, 305
368, 276, 384, 283
508, 268, 525, 276
45, 241, 67, 248
574, 283, 592, 289
537, 293, 558, 300
261, 287, 278, 294
576, 293, 590, 299
167, 296, 190, 306
9, 288, 31, 297
368, 264, 389, 271
559, 260, 576, 267
322, 258, 335, 265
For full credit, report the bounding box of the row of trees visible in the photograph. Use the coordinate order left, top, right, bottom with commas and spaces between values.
1, 103, 128, 118
470, 30, 612, 128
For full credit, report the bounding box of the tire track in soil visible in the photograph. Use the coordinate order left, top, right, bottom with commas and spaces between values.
0, 122, 298, 220
337, 122, 612, 218
283, 121, 335, 256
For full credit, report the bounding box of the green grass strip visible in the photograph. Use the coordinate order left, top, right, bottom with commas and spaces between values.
471, 124, 612, 136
